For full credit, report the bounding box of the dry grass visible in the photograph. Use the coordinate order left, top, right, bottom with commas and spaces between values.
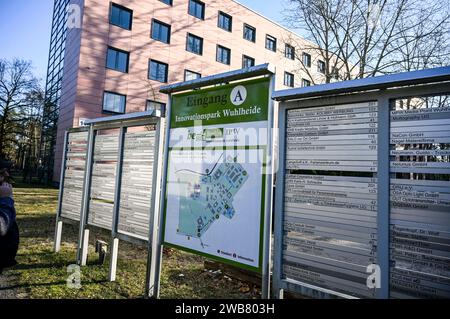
0, 183, 260, 299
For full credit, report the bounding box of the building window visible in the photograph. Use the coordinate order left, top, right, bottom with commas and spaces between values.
303, 53, 312, 68
147, 100, 166, 116
266, 35, 277, 52
189, 0, 205, 20
216, 45, 231, 65
242, 55, 255, 69
284, 72, 295, 87
243, 24, 256, 42
149, 60, 168, 83
186, 33, 203, 55
103, 92, 126, 114
159, 0, 172, 5
302, 78, 311, 87
218, 11, 232, 32
185, 70, 202, 81
285, 44, 295, 60
318, 60, 326, 74
151, 19, 171, 44
110, 3, 133, 30
106, 47, 129, 73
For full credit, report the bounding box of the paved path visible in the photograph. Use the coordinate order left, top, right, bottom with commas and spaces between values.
0, 269, 19, 299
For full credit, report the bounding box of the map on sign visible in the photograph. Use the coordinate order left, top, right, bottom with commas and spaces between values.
175, 154, 249, 246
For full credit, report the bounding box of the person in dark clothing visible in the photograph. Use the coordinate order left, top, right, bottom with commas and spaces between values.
0, 164, 19, 273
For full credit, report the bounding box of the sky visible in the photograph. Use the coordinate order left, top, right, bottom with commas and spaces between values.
0, 0, 55, 81
0, 0, 289, 83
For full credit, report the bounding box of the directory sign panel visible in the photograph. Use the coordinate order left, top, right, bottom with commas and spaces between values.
60, 131, 89, 222
282, 101, 379, 298
389, 104, 450, 299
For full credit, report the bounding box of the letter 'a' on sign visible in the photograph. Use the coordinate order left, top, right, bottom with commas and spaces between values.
162, 78, 271, 273
231, 85, 247, 106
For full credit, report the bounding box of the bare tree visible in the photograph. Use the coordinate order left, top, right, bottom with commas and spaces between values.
282, 0, 450, 82
17, 89, 44, 182
391, 6, 450, 72
0, 59, 39, 160
282, 0, 352, 84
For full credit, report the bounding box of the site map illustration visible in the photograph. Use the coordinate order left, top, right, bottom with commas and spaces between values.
175, 154, 249, 245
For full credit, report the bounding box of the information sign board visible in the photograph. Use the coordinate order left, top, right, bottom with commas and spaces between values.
162, 78, 272, 272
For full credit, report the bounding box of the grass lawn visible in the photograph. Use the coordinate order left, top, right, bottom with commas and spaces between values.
1, 183, 260, 299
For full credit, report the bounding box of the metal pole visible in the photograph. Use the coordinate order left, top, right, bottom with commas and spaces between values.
109, 127, 126, 282
261, 74, 276, 299
149, 96, 172, 299
272, 102, 287, 299
145, 117, 164, 298
77, 125, 95, 265
376, 95, 390, 299
54, 131, 69, 253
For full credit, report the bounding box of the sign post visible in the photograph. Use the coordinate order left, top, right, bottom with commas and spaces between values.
148, 64, 276, 299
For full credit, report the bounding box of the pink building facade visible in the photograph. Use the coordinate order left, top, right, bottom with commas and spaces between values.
51, 0, 326, 181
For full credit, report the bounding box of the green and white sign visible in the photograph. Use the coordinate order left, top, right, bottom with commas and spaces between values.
162, 78, 271, 272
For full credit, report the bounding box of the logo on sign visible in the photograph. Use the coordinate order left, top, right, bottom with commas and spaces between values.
230, 85, 247, 106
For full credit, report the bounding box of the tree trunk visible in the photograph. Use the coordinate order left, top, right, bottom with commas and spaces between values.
0, 107, 8, 159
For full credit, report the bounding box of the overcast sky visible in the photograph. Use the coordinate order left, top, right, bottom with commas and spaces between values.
0, 0, 289, 82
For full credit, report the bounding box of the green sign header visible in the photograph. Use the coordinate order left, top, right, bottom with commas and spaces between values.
171, 78, 270, 128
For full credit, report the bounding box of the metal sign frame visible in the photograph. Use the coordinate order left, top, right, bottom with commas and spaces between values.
54, 126, 90, 252
272, 66, 450, 299
54, 110, 164, 284
146, 64, 276, 299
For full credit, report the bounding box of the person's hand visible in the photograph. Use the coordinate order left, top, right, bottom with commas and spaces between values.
0, 183, 13, 199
